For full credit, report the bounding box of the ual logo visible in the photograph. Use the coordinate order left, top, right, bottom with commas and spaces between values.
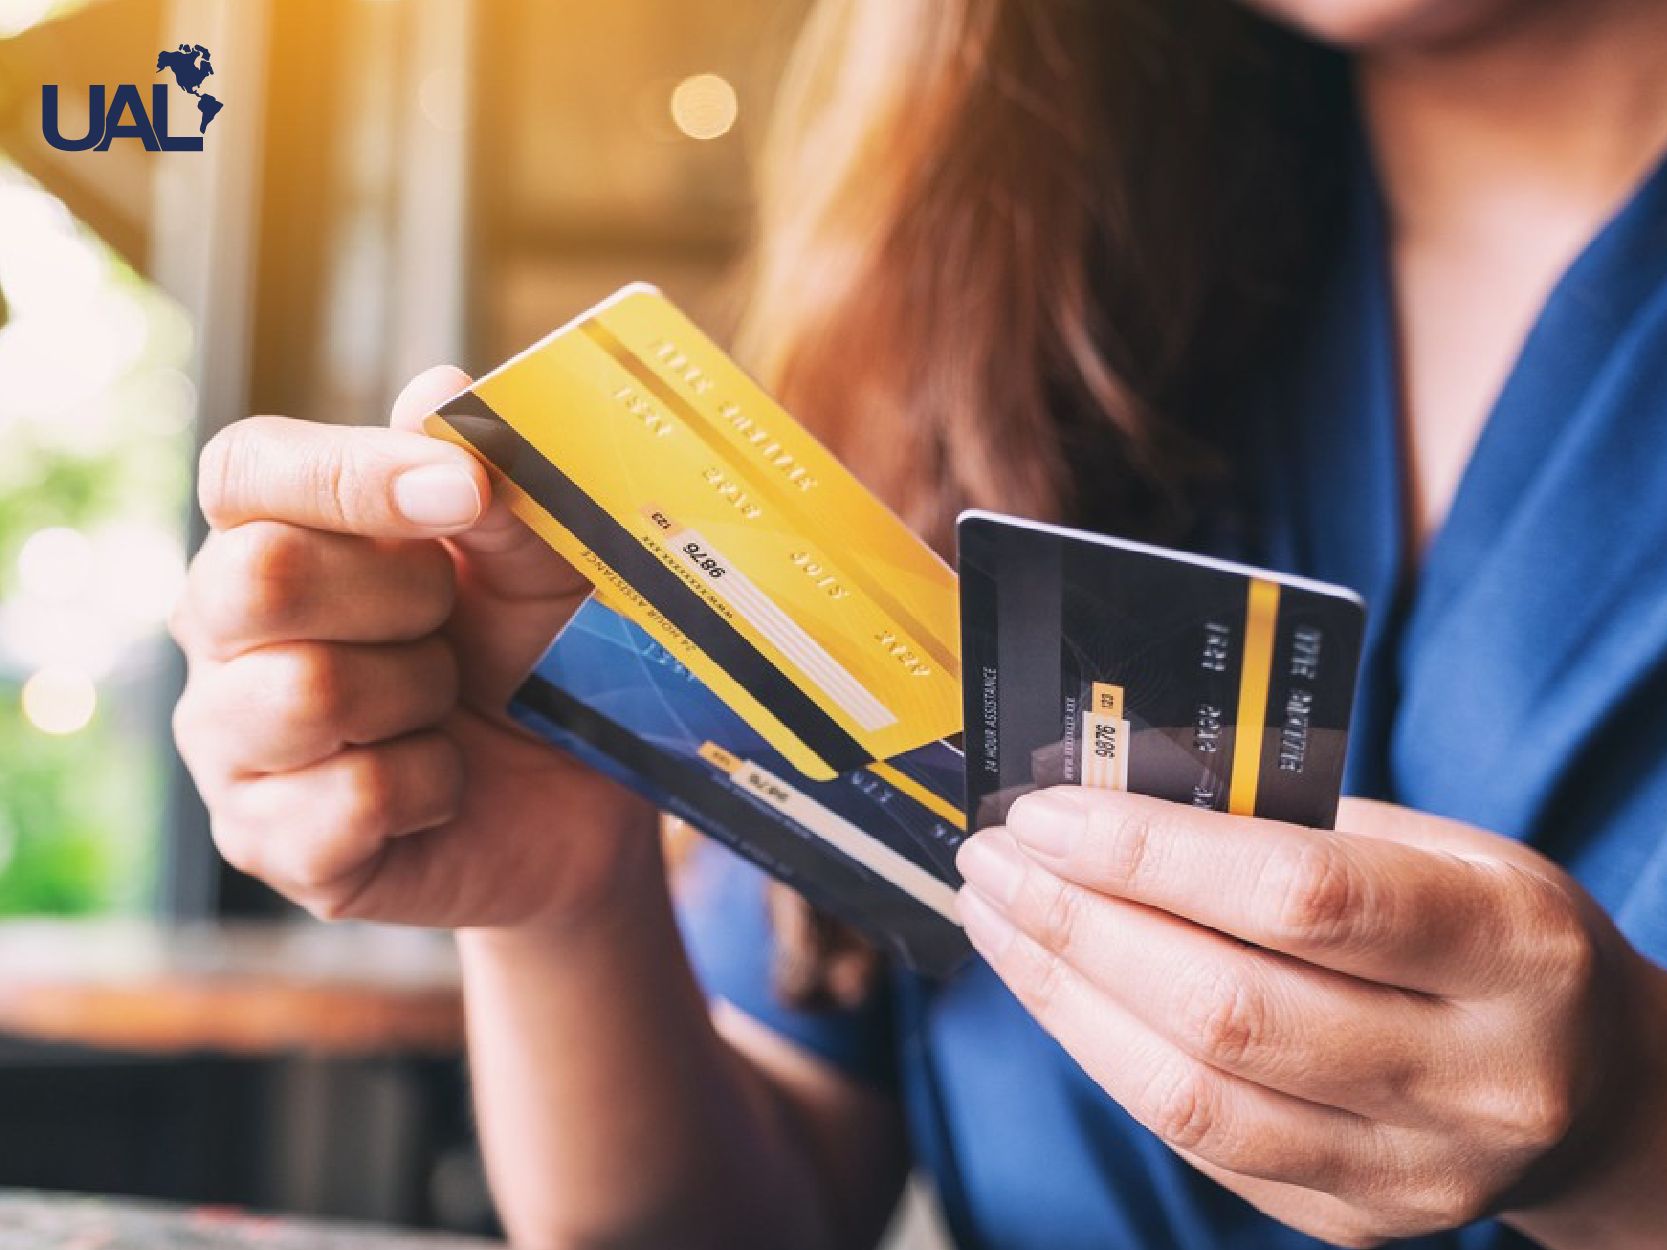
42, 43, 226, 152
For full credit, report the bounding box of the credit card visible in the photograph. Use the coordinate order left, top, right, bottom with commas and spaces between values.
958, 510, 1365, 831
513, 597, 970, 976
425, 284, 961, 782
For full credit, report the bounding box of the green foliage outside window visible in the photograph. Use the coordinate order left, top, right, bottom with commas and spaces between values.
0, 160, 194, 915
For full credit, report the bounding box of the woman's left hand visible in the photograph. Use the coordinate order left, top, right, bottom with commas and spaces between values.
956, 789, 1667, 1249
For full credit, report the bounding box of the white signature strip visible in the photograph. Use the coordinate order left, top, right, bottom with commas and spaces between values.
671, 527, 898, 733
1080, 712, 1131, 790
727, 757, 960, 924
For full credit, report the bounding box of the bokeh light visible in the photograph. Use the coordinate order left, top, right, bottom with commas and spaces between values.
21, 666, 97, 736
669, 73, 738, 141
0, 173, 156, 443
95, 520, 188, 628
17, 526, 93, 603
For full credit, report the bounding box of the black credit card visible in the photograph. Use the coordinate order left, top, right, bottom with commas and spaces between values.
958, 510, 1366, 832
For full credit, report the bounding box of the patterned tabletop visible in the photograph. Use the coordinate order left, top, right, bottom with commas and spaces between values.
0, 1192, 501, 1249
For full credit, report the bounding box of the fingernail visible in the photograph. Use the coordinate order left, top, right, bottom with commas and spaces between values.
955, 832, 1024, 908
394, 464, 481, 529
1008, 789, 1085, 861
957, 886, 1017, 959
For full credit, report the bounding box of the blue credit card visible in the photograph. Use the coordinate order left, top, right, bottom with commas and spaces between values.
957, 510, 1366, 833
511, 598, 971, 975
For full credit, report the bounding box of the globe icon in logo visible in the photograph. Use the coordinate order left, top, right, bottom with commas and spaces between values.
155, 43, 223, 134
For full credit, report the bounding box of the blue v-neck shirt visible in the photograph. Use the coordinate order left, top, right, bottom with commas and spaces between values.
676, 149, 1667, 1249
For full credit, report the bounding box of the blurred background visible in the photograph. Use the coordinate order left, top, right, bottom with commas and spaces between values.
0, 1, 947, 1244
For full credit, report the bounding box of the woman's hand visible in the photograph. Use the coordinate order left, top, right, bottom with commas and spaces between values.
171, 367, 660, 931
955, 788, 1667, 1249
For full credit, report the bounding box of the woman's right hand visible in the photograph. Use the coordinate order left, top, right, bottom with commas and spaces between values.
171, 366, 661, 931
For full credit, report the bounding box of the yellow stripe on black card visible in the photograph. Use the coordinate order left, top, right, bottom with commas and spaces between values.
867, 760, 966, 830
1227, 578, 1281, 816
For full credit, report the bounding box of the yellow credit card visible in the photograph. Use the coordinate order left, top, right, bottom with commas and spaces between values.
425, 283, 961, 781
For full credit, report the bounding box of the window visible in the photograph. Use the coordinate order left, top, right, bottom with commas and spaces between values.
0, 160, 192, 915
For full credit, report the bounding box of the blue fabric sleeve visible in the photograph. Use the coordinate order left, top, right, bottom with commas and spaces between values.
673, 842, 898, 1093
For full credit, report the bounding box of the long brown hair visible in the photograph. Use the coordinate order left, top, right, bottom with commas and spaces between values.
736, 0, 1349, 1004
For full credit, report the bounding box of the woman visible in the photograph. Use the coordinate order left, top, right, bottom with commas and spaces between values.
170, 0, 1667, 1245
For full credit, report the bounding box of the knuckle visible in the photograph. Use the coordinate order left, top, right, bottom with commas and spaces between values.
1405, 1174, 1494, 1230
305, 432, 382, 531
1144, 1060, 1222, 1156
314, 440, 356, 529
1270, 841, 1360, 950
1089, 803, 1156, 891
285, 838, 345, 892
267, 645, 352, 729
1178, 968, 1264, 1069
208, 814, 262, 879
214, 521, 312, 638
333, 753, 397, 844
1006, 929, 1073, 1018
1549, 922, 1601, 1001
1497, 1070, 1578, 1150
1028, 872, 1084, 954
1515, 872, 1599, 995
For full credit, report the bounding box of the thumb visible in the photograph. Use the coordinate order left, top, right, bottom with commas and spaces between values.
392, 366, 593, 710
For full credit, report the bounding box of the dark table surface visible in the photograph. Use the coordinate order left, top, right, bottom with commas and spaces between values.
0, 1192, 501, 1248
